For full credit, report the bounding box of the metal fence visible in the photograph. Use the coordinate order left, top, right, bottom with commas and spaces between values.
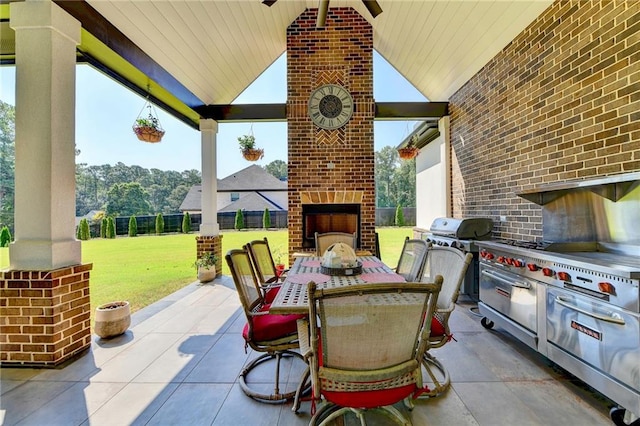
217, 210, 288, 230
375, 207, 416, 226
86, 208, 415, 236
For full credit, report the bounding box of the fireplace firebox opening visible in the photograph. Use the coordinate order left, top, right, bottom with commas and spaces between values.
302, 204, 361, 249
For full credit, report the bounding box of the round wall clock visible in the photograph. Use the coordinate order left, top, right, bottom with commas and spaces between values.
308, 84, 354, 130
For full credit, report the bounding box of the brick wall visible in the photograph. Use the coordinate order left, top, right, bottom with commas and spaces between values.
196, 235, 223, 276
0, 264, 92, 366
287, 7, 376, 255
449, 0, 640, 240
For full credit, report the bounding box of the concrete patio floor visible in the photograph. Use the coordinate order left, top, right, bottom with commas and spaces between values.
1, 275, 615, 425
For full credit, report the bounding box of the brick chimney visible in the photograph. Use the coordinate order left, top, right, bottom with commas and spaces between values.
286, 7, 375, 256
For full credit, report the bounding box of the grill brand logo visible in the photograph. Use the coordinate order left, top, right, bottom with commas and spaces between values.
571, 320, 602, 341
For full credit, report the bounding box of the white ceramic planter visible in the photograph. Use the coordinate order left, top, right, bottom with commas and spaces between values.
94, 301, 131, 339
197, 266, 216, 283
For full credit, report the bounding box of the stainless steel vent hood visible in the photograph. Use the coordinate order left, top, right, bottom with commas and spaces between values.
517, 171, 640, 205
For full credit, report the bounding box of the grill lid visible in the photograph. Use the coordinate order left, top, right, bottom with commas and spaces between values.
429, 217, 493, 240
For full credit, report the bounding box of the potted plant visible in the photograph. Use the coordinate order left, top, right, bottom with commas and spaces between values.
194, 251, 219, 283
398, 135, 419, 160
133, 114, 165, 143
94, 301, 131, 339
238, 134, 264, 161
272, 247, 287, 278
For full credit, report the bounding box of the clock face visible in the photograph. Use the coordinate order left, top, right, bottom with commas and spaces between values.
308, 84, 354, 130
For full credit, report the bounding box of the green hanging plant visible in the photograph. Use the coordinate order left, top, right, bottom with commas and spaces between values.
133, 92, 165, 143
238, 134, 263, 161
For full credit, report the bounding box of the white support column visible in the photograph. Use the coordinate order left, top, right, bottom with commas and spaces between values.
9, 1, 81, 270
199, 119, 220, 236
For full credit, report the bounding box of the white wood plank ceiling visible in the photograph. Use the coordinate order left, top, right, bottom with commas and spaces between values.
86, 0, 552, 105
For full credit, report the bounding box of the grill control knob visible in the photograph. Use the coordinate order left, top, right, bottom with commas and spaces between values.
451, 241, 458, 248
542, 267, 554, 277
512, 259, 524, 268
527, 263, 538, 272
485, 252, 494, 260
557, 271, 570, 281
497, 256, 505, 264
598, 282, 615, 294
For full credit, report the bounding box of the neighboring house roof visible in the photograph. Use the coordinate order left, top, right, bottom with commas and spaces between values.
218, 165, 287, 192
75, 210, 102, 226
218, 192, 285, 213
179, 165, 288, 212
179, 186, 203, 212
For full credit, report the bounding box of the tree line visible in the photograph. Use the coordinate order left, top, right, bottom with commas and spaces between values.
375, 145, 416, 209
76, 162, 201, 217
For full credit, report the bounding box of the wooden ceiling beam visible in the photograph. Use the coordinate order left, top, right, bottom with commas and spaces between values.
196, 102, 448, 122
194, 104, 287, 122
375, 102, 448, 120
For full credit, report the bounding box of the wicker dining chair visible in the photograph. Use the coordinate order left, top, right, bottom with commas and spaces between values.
314, 232, 357, 256
419, 246, 473, 398
394, 237, 430, 282
225, 249, 306, 403
303, 279, 443, 425
245, 238, 285, 303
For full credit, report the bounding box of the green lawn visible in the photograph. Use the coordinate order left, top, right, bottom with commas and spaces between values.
0, 227, 413, 320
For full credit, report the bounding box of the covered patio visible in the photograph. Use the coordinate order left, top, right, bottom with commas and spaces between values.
1, 0, 549, 368
1, 276, 613, 425
2, 0, 639, 424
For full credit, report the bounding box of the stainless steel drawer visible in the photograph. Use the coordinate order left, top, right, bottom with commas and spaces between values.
479, 265, 537, 333
547, 286, 640, 392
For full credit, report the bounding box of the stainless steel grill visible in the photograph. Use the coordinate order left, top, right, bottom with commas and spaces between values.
420, 217, 493, 301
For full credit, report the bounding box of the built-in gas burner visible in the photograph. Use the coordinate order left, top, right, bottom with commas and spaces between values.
492, 239, 554, 251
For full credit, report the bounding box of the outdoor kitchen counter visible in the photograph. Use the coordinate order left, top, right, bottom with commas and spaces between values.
269, 256, 404, 314
477, 240, 640, 279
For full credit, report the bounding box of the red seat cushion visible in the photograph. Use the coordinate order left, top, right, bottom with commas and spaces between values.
243, 305, 304, 342
315, 332, 417, 408
323, 385, 416, 409
431, 315, 446, 337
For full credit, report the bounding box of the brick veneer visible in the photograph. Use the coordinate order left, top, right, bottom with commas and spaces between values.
287, 8, 376, 256
0, 264, 92, 366
196, 235, 223, 276
449, 0, 640, 240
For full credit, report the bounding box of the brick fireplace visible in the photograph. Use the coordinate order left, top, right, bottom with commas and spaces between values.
286, 8, 375, 256
300, 190, 363, 249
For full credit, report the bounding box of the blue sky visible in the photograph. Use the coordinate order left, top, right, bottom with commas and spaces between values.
0, 52, 426, 178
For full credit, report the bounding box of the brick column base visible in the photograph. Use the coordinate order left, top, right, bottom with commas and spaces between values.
0, 264, 92, 367
196, 235, 223, 277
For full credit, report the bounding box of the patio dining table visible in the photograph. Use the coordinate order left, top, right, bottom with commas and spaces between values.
269, 255, 405, 314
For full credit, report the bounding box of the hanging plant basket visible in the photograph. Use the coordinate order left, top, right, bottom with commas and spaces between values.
238, 133, 264, 161
132, 99, 165, 143
398, 146, 419, 160
133, 125, 165, 143
242, 148, 264, 161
